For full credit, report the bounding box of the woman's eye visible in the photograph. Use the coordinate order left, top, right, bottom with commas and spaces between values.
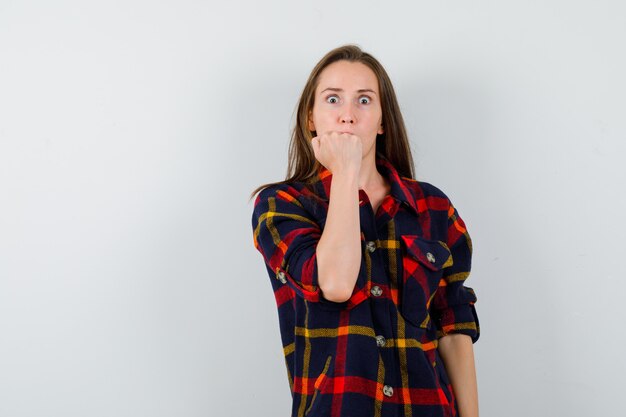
325, 95, 371, 104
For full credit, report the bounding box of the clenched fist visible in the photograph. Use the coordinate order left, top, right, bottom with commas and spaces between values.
311, 131, 363, 177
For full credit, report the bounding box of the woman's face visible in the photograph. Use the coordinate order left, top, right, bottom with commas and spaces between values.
308, 60, 384, 158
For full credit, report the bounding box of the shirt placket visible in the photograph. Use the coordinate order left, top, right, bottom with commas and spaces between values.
359, 189, 401, 415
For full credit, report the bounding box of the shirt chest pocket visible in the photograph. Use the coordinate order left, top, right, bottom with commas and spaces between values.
399, 235, 453, 329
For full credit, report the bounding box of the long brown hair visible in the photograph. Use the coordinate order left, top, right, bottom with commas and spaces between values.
248, 44, 415, 202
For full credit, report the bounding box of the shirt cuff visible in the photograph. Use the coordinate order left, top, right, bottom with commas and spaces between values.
435, 302, 480, 343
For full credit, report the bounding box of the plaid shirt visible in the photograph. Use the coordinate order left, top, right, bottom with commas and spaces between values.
251, 152, 479, 417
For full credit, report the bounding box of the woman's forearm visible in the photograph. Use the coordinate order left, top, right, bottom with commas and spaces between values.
437, 334, 479, 417
316, 169, 362, 302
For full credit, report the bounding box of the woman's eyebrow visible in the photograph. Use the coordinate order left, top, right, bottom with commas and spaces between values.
320, 87, 377, 95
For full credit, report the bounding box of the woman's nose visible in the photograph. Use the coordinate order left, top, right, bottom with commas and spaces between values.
340, 103, 355, 124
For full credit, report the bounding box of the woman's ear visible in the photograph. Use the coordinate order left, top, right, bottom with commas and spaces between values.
307, 110, 316, 131
378, 122, 384, 135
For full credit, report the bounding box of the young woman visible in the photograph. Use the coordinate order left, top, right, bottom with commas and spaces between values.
250, 44, 480, 417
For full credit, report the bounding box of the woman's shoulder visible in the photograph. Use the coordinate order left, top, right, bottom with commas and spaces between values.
255, 180, 317, 202
255, 182, 290, 200
400, 176, 453, 203
253, 180, 326, 215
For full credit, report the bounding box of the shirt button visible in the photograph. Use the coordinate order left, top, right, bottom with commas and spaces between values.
276, 270, 287, 284
365, 240, 376, 253
383, 385, 394, 397
371, 286, 383, 297
426, 252, 436, 263
376, 335, 386, 347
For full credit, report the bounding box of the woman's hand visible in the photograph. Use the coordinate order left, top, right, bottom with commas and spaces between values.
311, 131, 362, 177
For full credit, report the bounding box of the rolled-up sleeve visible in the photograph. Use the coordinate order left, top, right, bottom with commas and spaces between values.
252, 186, 322, 302
431, 201, 480, 343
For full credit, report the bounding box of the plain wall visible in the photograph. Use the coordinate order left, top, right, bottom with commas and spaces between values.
1, 1, 624, 416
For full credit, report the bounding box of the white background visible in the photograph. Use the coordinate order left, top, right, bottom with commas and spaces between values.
1, 1, 624, 416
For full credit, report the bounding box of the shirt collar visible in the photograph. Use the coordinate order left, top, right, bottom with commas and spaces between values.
313, 152, 419, 216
